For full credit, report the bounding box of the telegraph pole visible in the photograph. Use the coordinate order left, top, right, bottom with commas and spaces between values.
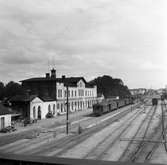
66, 85, 69, 134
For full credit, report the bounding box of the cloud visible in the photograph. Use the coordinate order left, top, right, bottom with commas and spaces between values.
0, 0, 166, 88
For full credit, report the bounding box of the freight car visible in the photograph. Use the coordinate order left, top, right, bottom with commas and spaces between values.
152, 98, 158, 106
93, 98, 133, 116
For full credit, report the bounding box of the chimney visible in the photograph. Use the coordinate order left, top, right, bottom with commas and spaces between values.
51, 68, 56, 78
46, 73, 50, 79
62, 75, 66, 79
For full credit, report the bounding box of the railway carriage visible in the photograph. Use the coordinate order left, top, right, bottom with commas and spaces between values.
116, 99, 125, 108
93, 101, 108, 116
93, 98, 133, 116
152, 98, 158, 106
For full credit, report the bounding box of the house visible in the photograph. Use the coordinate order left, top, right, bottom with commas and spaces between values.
0, 103, 12, 130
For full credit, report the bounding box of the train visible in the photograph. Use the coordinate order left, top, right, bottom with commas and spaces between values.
152, 98, 158, 106
93, 98, 133, 116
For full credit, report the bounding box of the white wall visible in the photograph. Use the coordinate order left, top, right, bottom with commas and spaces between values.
30, 97, 57, 120
0, 114, 11, 130
56, 80, 98, 115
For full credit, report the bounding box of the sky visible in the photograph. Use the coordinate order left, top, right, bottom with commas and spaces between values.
0, 0, 167, 89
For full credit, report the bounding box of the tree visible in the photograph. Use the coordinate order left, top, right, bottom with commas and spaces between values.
89, 75, 131, 98
4, 81, 25, 98
0, 81, 5, 100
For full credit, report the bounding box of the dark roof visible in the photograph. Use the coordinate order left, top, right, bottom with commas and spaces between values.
9, 95, 38, 102
0, 104, 12, 115
39, 96, 55, 102
85, 83, 95, 88
20, 76, 95, 88
9, 95, 55, 103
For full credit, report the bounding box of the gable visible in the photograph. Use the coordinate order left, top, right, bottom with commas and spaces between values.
77, 80, 85, 88
31, 97, 43, 103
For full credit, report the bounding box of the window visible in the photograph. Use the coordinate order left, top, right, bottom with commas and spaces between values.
48, 104, 51, 113
72, 102, 73, 110
75, 102, 77, 109
33, 106, 36, 119
57, 103, 60, 109
53, 104, 56, 115
58, 89, 62, 98
61, 103, 63, 112
80, 101, 82, 109
75, 91, 77, 97
72, 90, 73, 97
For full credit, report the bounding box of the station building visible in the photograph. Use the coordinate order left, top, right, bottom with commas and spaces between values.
10, 69, 98, 120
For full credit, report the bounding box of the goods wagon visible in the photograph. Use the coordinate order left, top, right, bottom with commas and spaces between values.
152, 98, 158, 106
93, 98, 133, 116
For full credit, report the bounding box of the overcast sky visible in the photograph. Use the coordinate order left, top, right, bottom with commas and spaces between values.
0, 0, 167, 89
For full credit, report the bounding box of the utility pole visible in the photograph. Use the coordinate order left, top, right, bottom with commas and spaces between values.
62, 75, 69, 135
66, 85, 69, 134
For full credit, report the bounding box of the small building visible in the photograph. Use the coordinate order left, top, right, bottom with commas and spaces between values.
10, 95, 57, 120
0, 103, 12, 130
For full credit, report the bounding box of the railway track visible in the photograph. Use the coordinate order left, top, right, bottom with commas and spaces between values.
83, 105, 154, 160
120, 101, 166, 163
118, 105, 157, 161
51, 104, 149, 158
35, 104, 143, 157
142, 101, 167, 162
129, 105, 158, 162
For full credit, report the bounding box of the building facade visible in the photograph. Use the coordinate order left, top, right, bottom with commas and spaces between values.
17, 68, 98, 118
56, 78, 97, 114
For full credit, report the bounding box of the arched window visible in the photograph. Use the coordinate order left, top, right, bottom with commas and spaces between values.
72, 102, 73, 110
48, 104, 51, 113
80, 101, 82, 109
61, 103, 63, 112
33, 106, 36, 119
53, 104, 56, 115
57, 103, 59, 109
38, 106, 41, 120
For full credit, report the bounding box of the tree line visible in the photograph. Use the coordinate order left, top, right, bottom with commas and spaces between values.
88, 75, 131, 98
0, 81, 25, 101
